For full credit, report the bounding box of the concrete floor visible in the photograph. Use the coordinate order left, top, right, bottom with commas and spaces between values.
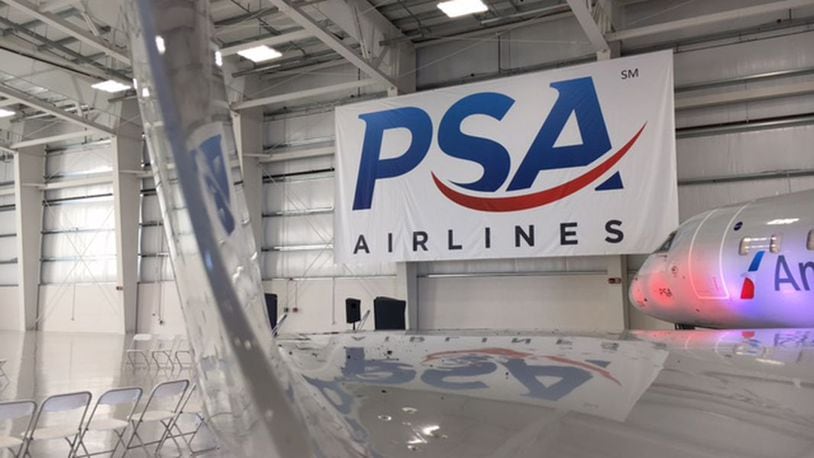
0, 331, 217, 457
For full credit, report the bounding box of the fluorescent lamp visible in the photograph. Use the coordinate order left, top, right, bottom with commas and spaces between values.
421, 425, 440, 436
437, 0, 487, 17
767, 218, 799, 225
0, 108, 14, 118
91, 80, 130, 93
237, 45, 282, 63
215, 50, 223, 67
155, 36, 166, 54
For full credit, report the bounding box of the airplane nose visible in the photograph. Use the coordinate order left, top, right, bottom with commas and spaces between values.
629, 274, 647, 309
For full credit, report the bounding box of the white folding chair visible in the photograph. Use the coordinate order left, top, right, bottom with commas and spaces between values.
150, 335, 178, 370
75, 387, 142, 457
173, 336, 192, 368
124, 379, 189, 456
0, 400, 36, 458
163, 385, 215, 454
0, 360, 8, 391
125, 334, 154, 369
25, 391, 91, 457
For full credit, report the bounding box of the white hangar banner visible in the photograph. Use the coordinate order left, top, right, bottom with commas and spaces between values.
335, 50, 678, 264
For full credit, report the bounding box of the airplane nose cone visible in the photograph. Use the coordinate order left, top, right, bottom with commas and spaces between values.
629, 275, 647, 309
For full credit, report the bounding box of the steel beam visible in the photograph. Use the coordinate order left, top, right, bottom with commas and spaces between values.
0, 84, 114, 135
3, 0, 130, 64
0, 36, 116, 82
566, 0, 609, 53
265, 0, 403, 91
220, 29, 312, 56
40, 174, 112, 190
13, 143, 43, 330
10, 130, 98, 148
40, 0, 80, 13
677, 80, 814, 110
259, 144, 333, 162
607, 0, 814, 41
233, 78, 377, 110
312, 0, 416, 92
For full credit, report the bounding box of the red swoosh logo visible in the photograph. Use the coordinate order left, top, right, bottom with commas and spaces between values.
432, 123, 646, 212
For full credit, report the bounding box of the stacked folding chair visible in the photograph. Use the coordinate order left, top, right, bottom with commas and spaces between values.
0, 359, 8, 392
125, 334, 154, 369
74, 387, 142, 457
0, 400, 36, 458
24, 391, 91, 457
124, 379, 190, 456
151, 335, 178, 370
173, 336, 192, 369
162, 384, 215, 454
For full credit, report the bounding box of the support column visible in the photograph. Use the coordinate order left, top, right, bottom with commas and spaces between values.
112, 99, 142, 333
607, 255, 629, 330
385, 82, 419, 330
396, 262, 418, 330
14, 146, 44, 331
234, 107, 265, 246
595, 35, 628, 329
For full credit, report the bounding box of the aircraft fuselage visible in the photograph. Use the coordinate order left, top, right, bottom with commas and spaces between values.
631, 190, 814, 328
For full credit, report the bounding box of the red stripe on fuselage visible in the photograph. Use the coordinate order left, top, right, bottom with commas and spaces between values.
740, 278, 755, 300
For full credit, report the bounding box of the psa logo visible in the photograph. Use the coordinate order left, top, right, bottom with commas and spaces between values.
352, 77, 646, 212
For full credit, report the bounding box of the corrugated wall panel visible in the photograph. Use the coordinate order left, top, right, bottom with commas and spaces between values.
258, 14, 814, 331
41, 144, 116, 285
677, 124, 814, 180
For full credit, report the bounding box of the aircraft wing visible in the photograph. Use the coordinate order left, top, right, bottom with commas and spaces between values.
125, 1, 814, 457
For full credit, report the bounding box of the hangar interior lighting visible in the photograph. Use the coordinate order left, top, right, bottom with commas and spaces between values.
767, 218, 799, 225
0, 108, 15, 118
437, 0, 488, 18
237, 45, 283, 63
91, 80, 131, 93
155, 35, 166, 54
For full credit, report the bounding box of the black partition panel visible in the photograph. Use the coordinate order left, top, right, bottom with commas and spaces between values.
373, 296, 406, 330
346, 298, 361, 323
264, 293, 278, 329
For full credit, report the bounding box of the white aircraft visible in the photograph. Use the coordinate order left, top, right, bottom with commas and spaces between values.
631, 190, 814, 328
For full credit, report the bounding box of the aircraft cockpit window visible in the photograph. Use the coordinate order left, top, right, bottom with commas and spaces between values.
770, 234, 781, 254
740, 235, 780, 255
808, 230, 814, 250
655, 231, 676, 253
739, 238, 750, 255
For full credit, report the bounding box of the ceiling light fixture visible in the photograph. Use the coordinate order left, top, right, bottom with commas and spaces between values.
91, 80, 131, 93
0, 108, 15, 118
437, 0, 488, 18
155, 35, 166, 54
237, 45, 282, 63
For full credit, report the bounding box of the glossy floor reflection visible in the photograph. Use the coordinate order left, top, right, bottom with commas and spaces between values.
0, 331, 218, 457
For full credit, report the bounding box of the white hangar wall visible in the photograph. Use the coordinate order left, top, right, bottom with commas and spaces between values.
3, 1, 797, 334
250, 12, 814, 333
